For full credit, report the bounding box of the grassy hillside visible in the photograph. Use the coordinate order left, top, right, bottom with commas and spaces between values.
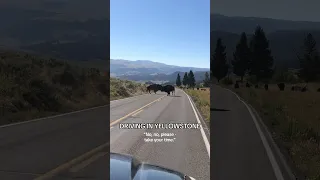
110, 78, 147, 101
0, 50, 145, 126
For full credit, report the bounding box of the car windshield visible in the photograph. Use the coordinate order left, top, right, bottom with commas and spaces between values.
134, 164, 185, 180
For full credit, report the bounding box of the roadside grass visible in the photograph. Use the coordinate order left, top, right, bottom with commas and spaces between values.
224, 82, 320, 180
0, 50, 146, 126
110, 78, 147, 101
184, 88, 210, 124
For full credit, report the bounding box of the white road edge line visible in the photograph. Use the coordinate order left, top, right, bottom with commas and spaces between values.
249, 104, 296, 180
182, 90, 210, 158
224, 88, 284, 180
0, 94, 149, 128
188, 94, 210, 135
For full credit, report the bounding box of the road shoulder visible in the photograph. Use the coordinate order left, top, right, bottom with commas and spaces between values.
223, 87, 296, 180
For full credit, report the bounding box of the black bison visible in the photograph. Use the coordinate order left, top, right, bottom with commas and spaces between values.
277, 83, 285, 91
291, 86, 302, 91
147, 84, 163, 94
197, 88, 199, 90
264, 84, 269, 90
161, 85, 175, 96
246, 82, 251, 88
234, 83, 239, 89
291, 85, 306, 92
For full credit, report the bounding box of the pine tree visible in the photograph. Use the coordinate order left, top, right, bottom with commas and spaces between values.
182, 72, 188, 86
249, 26, 274, 83
298, 33, 320, 83
211, 38, 229, 82
232, 32, 250, 82
203, 72, 210, 87
188, 70, 196, 88
176, 73, 182, 87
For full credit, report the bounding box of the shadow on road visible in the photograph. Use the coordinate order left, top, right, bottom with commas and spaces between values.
170, 95, 181, 97
210, 108, 230, 111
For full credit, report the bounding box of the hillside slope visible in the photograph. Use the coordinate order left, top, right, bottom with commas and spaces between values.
211, 13, 320, 34
0, 50, 144, 125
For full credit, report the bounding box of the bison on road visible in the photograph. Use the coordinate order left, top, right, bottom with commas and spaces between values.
277, 83, 285, 91
161, 85, 175, 96
147, 84, 162, 94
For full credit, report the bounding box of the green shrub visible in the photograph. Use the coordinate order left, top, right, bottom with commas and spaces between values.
221, 77, 233, 85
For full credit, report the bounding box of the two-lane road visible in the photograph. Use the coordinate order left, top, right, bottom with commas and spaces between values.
110, 89, 210, 180
0, 88, 210, 180
0, 101, 110, 179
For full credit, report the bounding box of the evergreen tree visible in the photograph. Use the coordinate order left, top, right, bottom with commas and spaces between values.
188, 70, 196, 88
249, 26, 274, 83
176, 73, 182, 86
203, 72, 210, 87
232, 32, 250, 82
182, 72, 188, 86
297, 33, 320, 83
211, 38, 229, 82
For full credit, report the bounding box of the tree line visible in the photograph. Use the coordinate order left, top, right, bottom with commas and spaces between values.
211, 25, 320, 85
175, 70, 210, 88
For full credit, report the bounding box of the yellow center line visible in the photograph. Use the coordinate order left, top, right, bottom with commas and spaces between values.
69, 152, 107, 173
109, 95, 166, 128
34, 96, 165, 180
33, 143, 108, 180
131, 109, 144, 117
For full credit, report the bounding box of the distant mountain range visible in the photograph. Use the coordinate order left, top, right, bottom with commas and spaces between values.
110, 59, 209, 83
0, 3, 109, 61
211, 14, 320, 68
2, 5, 320, 76
211, 13, 320, 34
110, 59, 209, 76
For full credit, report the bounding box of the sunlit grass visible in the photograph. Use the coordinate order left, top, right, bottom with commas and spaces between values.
185, 88, 210, 124
227, 83, 320, 179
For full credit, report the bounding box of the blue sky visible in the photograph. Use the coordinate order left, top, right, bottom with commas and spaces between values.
110, 0, 210, 68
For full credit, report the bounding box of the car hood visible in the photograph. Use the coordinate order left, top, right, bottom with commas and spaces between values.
110, 152, 195, 180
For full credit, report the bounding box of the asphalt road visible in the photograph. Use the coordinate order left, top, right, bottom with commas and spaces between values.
110, 89, 210, 180
0, 89, 210, 180
211, 84, 294, 180
0, 102, 110, 179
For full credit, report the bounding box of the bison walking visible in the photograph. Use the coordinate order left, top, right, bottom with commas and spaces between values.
161, 85, 175, 96
147, 84, 162, 94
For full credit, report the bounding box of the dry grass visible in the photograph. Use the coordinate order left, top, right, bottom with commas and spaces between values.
0, 50, 147, 125
227, 83, 320, 180
185, 88, 210, 124
110, 78, 147, 101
